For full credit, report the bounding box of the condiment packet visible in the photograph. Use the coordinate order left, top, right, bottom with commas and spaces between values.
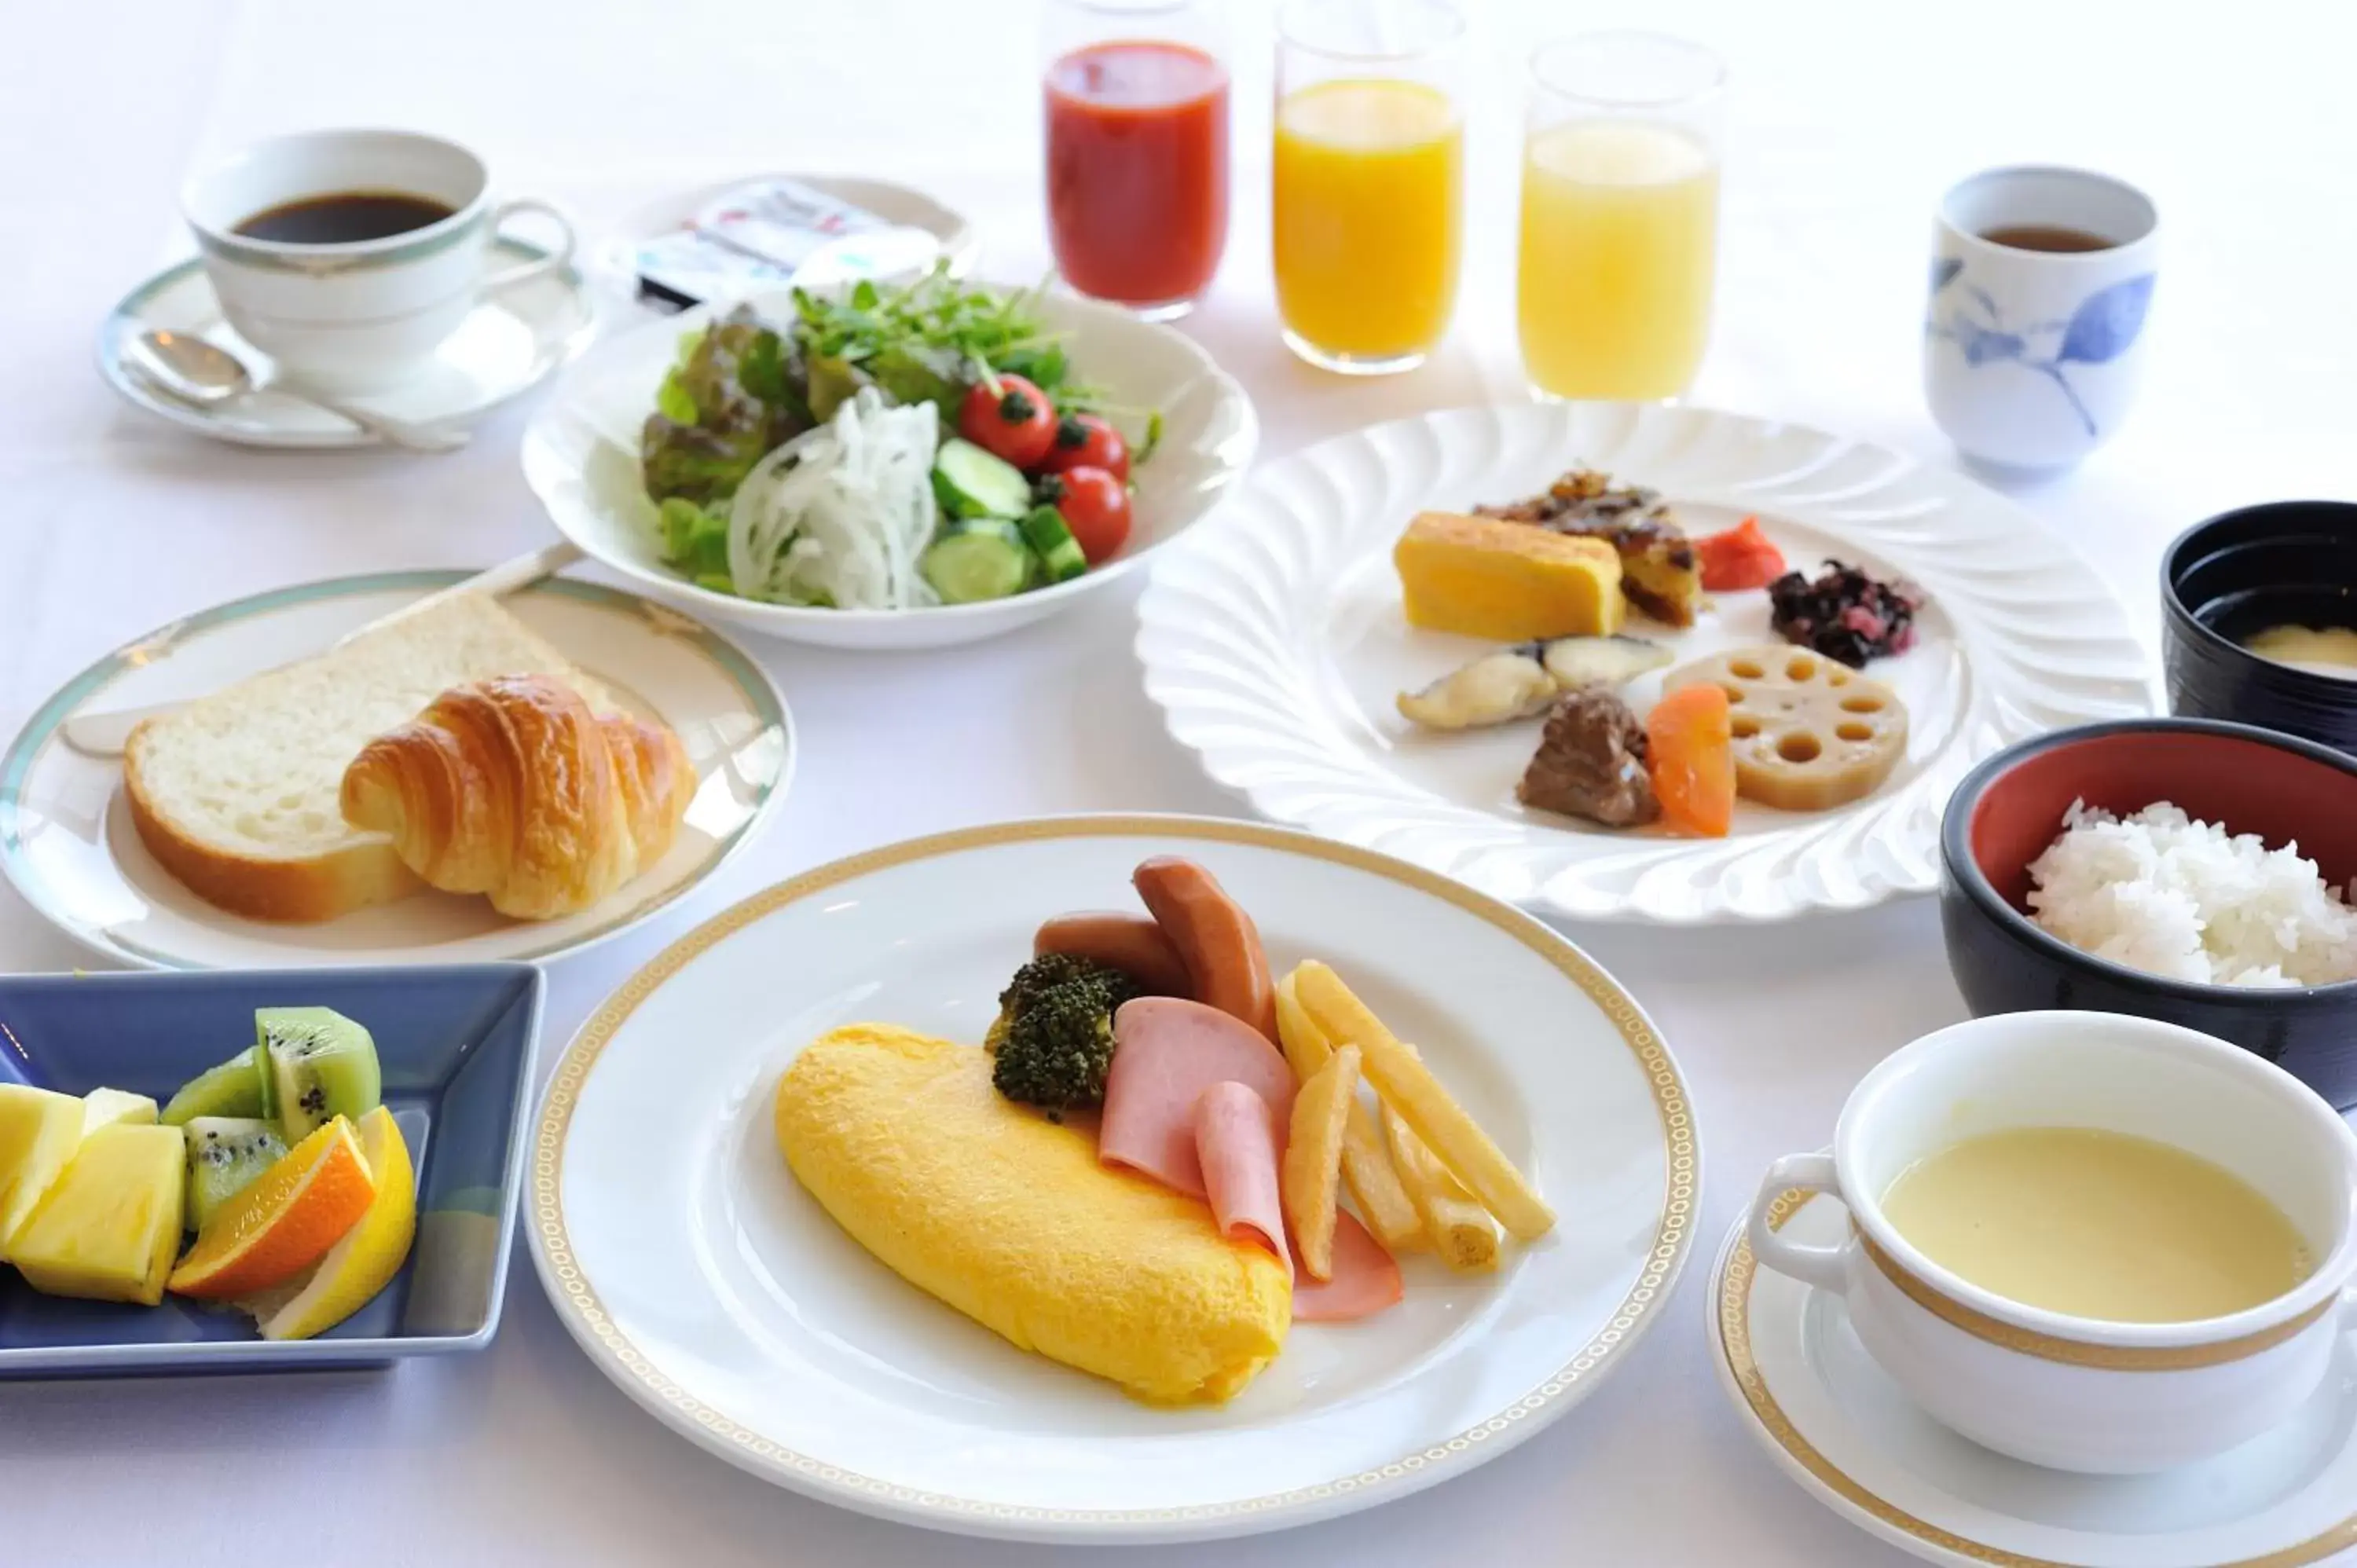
630, 178, 943, 312
695, 180, 891, 269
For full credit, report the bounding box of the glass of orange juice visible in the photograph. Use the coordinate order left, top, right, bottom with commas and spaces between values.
1518, 32, 1725, 401
1272, 0, 1464, 375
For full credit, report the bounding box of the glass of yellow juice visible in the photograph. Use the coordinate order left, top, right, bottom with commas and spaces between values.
1518, 32, 1725, 401
1272, 0, 1465, 375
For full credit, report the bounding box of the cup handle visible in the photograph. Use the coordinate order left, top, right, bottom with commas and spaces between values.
480, 198, 577, 295
1747, 1151, 1855, 1294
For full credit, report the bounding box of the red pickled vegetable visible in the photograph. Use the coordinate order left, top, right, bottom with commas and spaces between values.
1695, 516, 1787, 592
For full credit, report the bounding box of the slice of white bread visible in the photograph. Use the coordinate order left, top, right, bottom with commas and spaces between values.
123, 592, 615, 923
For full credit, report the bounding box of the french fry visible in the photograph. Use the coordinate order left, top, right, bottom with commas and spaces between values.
1339, 1099, 1425, 1253
1283, 1045, 1359, 1280
1272, 973, 1331, 1078
1292, 962, 1556, 1241
1384, 1106, 1500, 1273
1278, 971, 1424, 1252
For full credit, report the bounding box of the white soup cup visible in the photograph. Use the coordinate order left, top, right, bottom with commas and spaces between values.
1746, 1010, 2357, 1474
181, 128, 576, 394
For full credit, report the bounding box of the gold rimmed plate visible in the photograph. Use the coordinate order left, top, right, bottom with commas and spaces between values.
1708, 1191, 2357, 1568
530, 815, 1698, 1542
0, 571, 792, 970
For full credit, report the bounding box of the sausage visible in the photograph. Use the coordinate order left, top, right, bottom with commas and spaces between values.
1131, 857, 1277, 1043
1033, 911, 1193, 997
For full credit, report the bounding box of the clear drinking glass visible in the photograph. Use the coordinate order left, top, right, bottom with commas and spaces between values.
1516, 32, 1725, 401
1271, 0, 1465, 374
1043, 0, 1231, 320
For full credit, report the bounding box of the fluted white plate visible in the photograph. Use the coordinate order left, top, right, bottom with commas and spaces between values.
1136, 403, 2153, 925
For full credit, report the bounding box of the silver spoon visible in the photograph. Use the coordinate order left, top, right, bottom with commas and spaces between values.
128, 330, 470, 453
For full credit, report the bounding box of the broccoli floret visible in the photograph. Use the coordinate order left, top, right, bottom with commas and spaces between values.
996, 952, 1116, 1016
990, 955, 1142, 1116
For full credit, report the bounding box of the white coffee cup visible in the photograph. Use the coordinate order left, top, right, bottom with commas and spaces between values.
1744, 1011, 2357, 1474
181, 129, 577, 394
1923, 165, 2157, 471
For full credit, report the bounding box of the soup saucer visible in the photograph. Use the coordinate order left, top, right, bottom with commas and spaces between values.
1709, 1191, 2357, 1567
97, 240, 597, 449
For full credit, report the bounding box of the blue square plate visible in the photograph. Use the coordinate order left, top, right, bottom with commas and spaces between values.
0, 963, 542, 1376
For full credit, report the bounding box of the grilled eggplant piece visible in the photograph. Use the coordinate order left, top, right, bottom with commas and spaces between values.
1398, 635, 1672, 731
1396, 650, 1556, 731
1538, 633, 1674, 691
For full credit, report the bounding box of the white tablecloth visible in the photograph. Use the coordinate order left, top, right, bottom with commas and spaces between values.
5, 2, 2354, 1563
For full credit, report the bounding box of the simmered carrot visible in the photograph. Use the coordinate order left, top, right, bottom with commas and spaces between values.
1647, 684, 1735, 837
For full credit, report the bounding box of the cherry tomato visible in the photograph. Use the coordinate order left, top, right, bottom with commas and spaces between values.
1039, 412, 1131, 482
1044, 466, 1132, 565
958, 375, 1056, 468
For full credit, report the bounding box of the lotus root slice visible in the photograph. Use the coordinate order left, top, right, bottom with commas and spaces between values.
1662, 647, 1908, 811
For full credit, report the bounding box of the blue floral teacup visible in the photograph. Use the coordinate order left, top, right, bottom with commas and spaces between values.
1924, 166, 2157, 471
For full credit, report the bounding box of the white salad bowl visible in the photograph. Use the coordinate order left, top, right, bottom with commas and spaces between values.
1744, 1010, 2357, 1475
520, 286, 1257, 651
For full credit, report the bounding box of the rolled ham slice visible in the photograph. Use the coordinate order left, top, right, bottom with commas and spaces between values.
1292, 1209, 1403, 1322
1102, 997, 1296, 1197
1194, 1081, 1290, 1281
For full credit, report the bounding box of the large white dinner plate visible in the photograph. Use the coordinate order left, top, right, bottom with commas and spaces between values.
521, 284, 1258, 651
531, 815, 1699, 1542
1710, 1191, 2357, 1567
1136, 402, 2154, 925
0, 572, 791, 970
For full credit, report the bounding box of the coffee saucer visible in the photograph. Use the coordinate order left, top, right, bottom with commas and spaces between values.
1709, 1191, 2357, 1567
97, 239, 596, 449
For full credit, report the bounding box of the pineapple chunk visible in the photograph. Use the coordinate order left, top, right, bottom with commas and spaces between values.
10, 1124, 185, 1306
82, 1088, 159, 1134
1394, 511, 1625, 641
0, 1085, 86, 1254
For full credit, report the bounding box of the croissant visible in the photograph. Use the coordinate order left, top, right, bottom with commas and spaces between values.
339, 674, 696, 921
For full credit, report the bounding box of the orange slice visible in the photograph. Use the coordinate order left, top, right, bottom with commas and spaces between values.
244, 1107, 416, 1342
167, 1116, 376, 1300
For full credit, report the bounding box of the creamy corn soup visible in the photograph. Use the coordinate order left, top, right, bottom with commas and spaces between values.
1879, 1126, 2312, 1323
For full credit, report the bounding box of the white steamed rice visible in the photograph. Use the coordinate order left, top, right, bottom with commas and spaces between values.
2026, 800, 2357, 987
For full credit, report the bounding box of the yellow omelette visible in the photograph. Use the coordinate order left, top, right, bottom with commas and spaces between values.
773, 1024, 1292, 1405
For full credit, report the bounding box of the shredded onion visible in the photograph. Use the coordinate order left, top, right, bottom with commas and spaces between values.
727, 388, 941, 610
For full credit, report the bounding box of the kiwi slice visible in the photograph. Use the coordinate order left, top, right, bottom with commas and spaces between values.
259, 1007, 380, 1141
182, 1116, 288, 1233
160, 1044, 276, 1126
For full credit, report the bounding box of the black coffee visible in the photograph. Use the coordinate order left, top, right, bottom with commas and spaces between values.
234, 190, 456, 244
1979, 223, 2114, 254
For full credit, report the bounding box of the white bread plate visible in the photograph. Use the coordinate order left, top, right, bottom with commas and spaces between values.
0, 572, 791, 970
520, 284, 1258, 651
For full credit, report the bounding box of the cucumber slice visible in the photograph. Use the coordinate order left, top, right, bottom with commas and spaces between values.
922, 520, 1032, 604
933, 438, 1033, 519
1018, 505, 1088, 584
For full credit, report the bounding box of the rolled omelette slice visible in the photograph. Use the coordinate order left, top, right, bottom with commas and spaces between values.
774, 1023, 1292, 1405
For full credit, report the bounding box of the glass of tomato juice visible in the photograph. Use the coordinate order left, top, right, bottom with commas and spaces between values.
1043, 0, 1230, 320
